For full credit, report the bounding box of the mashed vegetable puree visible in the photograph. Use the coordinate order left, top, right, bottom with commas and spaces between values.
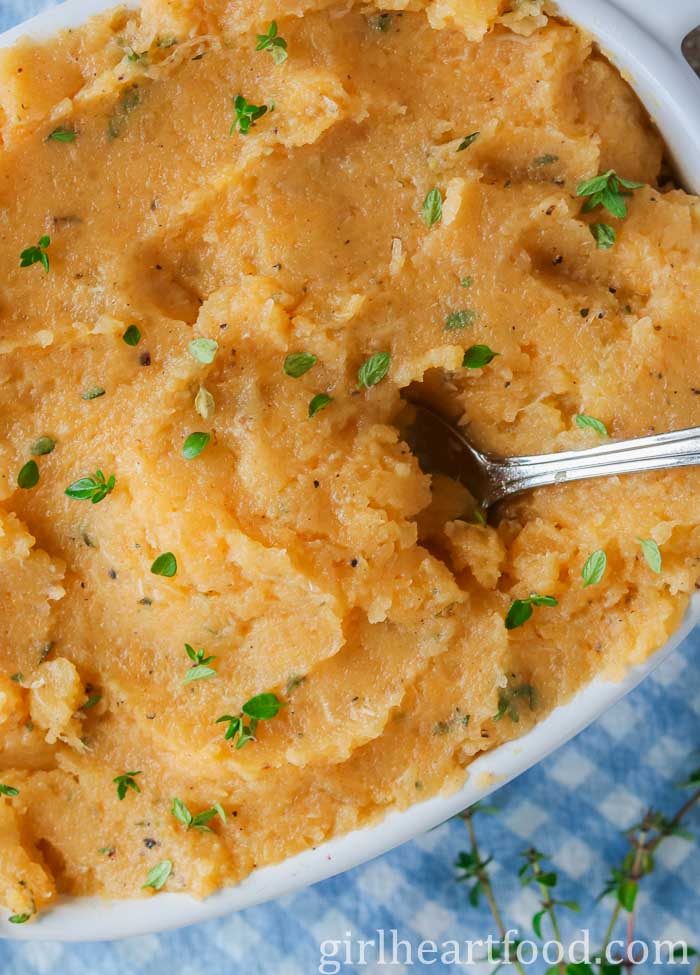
0, 0, 699, 921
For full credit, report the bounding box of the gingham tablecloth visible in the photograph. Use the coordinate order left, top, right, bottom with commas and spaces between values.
1, 1, 699, 969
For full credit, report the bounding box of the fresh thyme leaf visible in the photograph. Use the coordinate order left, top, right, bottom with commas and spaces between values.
20, 235, 51, 273
31, 436, 56, 456
457, 132, 480, 151
242, 692, 284, 720
284, 352, 317, 377
194, 386, 215, 419
17, 460, 40, 490
65, 470, 115, 504
463, 345, 498, 368
582, 549, 607, 587
83, 692, 102, 709
308, 393, 333, 417
122, 324, 141, 346
576, 170, 644, 220
182, 432, 211, 460
420, 187, 443, 228
255, 21, 288, 63
48, 126, 76, 143
358, 351, 390, 388
575, 413, 608, 437
0, 784, 19, 797
172, 797, 226, 831
113, 771, 141, 801
460, 276, 473, 288
183, 644, 217, 683
188, 338, 219, 364
8, 914, 31, 924
81, 386, 106, 400
230, 94, 268, 135
493, 681, 537, 721
142, 859, 172, 890
533, 153, 559, 166
151, 552, 177, 577
590, 223, 616, 249
216, 692, 284, 748
445, 309, 477, 331
505, 593, 557, 630
636, 537, 662, 574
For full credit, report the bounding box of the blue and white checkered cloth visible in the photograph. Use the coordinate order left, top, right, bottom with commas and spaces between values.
1, 1, 699, 969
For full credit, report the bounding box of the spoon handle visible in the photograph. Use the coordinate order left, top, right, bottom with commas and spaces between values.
485, 426, 700, 506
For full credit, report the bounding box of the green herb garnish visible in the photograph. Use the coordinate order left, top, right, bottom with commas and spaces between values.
20, 235, 51, 273
590, 223, 616, 249
445, 309, 477, 331
183, 644, 217, 683
308, 393, 332, 417
216, 692, 284, 749
151, 552, 177, 577
457, 132, 480, 151
255, 21, 288, 63
83, 692, 102, 709
142, 860, 172, 890
189, 338, 219, 364
493, 683, 536, 722
123, 325, 141, 346
533, 153, 558, 166
182, 432, 211, 459
172, 798, 226, 832
582, 549, 607, 587
0, 784, 19, 797
31, 436, 55, 456
284, 352, 317, 377
65, 470, 115, 504
460, 276, 473, 288
81, 386, 106, 400
17, 460, 40, 490
420, 188, 443, 228
48, 126, 76, 143
230, 95, 268, 135
462, 345, 498, 369
113, 771, 141, 801
358, 351, 390, 388
505, 594, 558, 630
575, 413, 608, 437
576, 170, 644, 220
636, 537, 662, 574
8, 914, 31, 924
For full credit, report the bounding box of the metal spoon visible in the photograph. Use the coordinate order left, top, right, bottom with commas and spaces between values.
404, 403, 700, 512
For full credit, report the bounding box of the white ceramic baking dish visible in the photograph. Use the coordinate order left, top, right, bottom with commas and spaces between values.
1, 0, 698, 942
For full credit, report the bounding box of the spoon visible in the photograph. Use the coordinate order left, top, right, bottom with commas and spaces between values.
404, 403, 700, 512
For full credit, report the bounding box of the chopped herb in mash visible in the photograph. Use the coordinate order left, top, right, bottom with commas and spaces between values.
463, 345, 498, 368
183, 644, 217, 683
48, 127, 76, 143
457, 132, 480, 151
17, 460, 40, 490
284, 352, 317, 377
420, 187, 442, 227
122, 325, 141, 346
590, 223, 616, 249
113, 771, 142, 801
182, 432, 211, 459
231, 95, 268, 135
189, 338, 218, 363
368, 12, 392, 31
256, 21, 288, 63
576, 170, 644, 220
20, 235, 51, 273
216, 692, 285, 749
493, 682, 536, 721
151, 552, 178, 577
575, 414, 608, 437
445, 309, 477, 331
8, 914, 31, 924
142, 860, 172, 890
172, 798, 226, 831
505, 594, 558, 630
81, 386, 106, 400
65, 470, 116, 503
31, 436, 56, 456
0, 784, 19, 797
581, 549, 607, 587
309, 393, 333, 417
636, 537, 662, 574
358, 352, 390, 388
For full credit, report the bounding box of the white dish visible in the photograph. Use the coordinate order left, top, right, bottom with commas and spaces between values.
1, 0, 698, 942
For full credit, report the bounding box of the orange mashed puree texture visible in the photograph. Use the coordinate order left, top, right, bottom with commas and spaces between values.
0, 0, 699, 920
